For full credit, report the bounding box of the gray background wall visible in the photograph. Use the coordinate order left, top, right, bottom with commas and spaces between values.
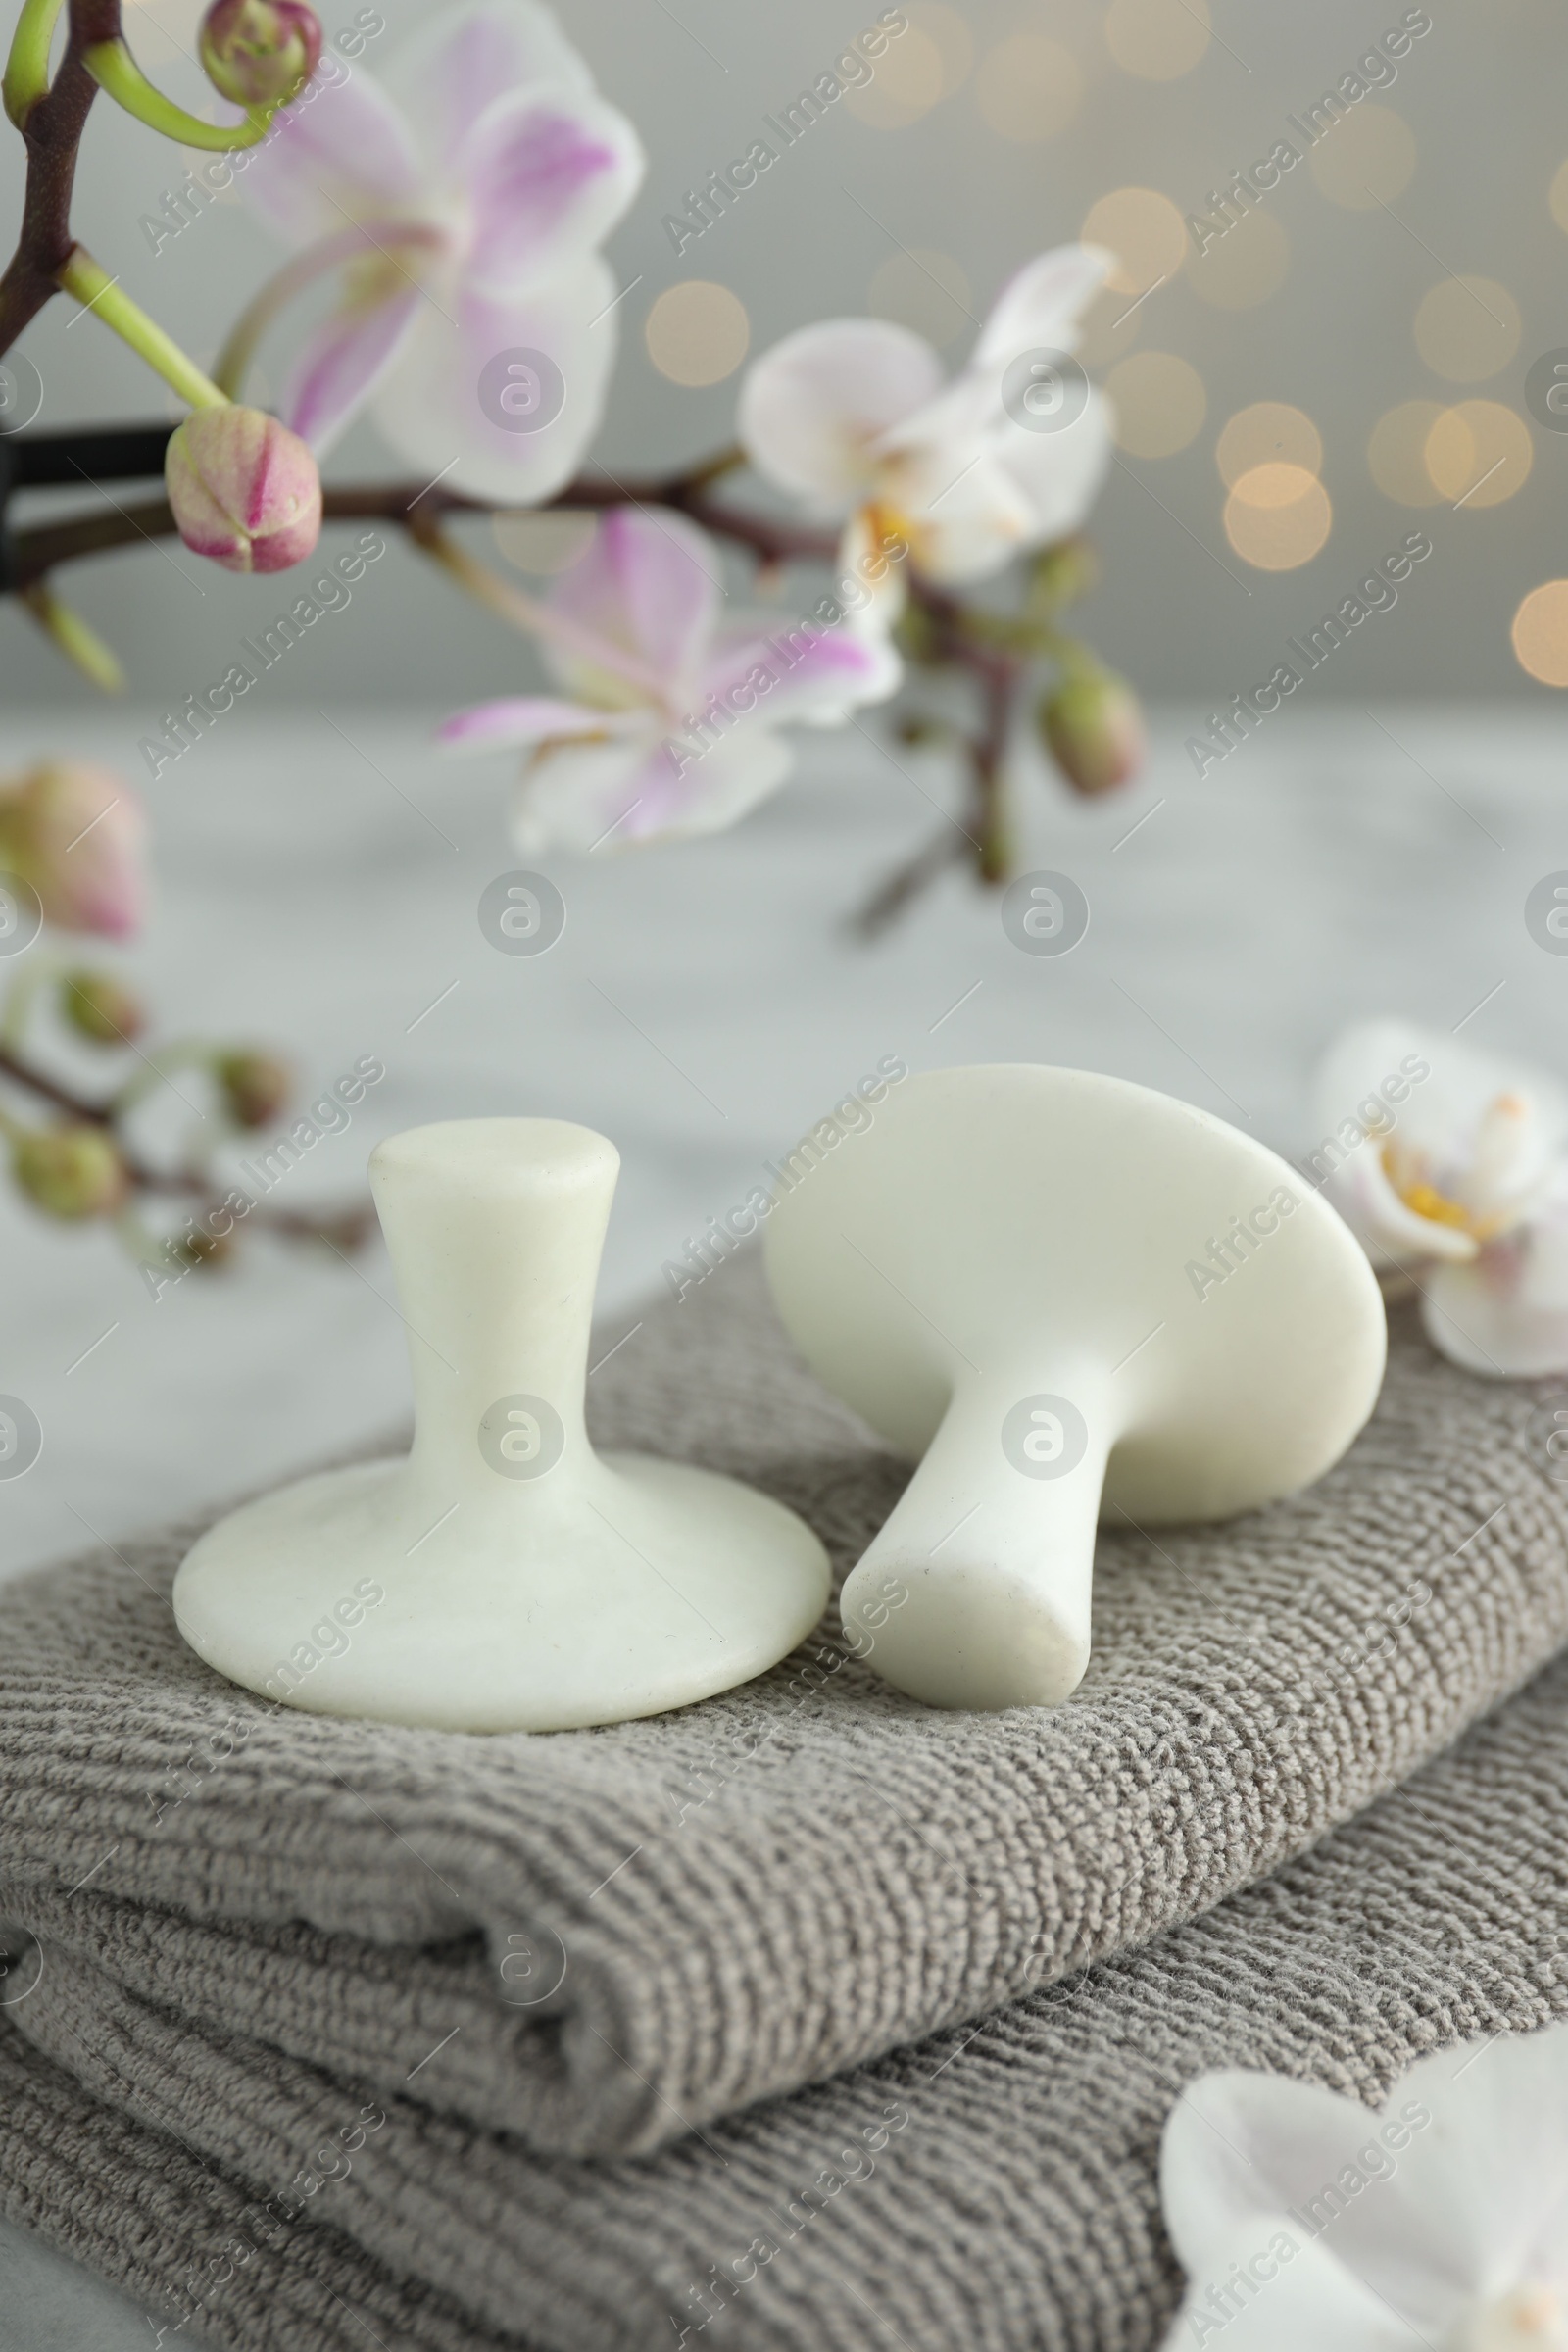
0, 0, 1561, 712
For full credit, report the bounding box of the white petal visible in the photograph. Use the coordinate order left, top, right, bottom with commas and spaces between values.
514, 725, 792, 853
700, 614, 901, 730
739, 319, 945, 511
369, 262, 618, 504
461, 87, 645, 302
1156, 2223, 1405, 2351
972, 243, 1113, 369
876, 441, 1041, 586
1313, 1021, 1568, 1184
549, 508, 719, 702
993, 383, 1114, 546
379, 0, 594, 173
1422, 1211, 1568, 1375
1328, 1139, 1480, 1267
281, 285, 422, 454
238, 62, 423, 248
437, 696, 627, 752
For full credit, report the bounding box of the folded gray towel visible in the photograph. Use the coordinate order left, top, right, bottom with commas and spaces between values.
0, 1250, 1563, 2173
5, 1631, 1568, 2352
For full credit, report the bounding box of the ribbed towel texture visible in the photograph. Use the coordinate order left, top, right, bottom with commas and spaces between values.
1, 1252, 1566, 2346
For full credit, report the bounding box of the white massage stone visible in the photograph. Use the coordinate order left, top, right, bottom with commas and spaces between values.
174, 1119, 830, 1733
763, 1064, 1387, 1712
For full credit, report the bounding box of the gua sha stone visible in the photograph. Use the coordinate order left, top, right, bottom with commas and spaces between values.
762, 1063, 1387, 1712
174, 1119, 830, 1733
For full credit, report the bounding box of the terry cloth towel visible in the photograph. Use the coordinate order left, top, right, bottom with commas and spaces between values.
1, 1253, 1568, 2173
5, 1634, 1568, 2350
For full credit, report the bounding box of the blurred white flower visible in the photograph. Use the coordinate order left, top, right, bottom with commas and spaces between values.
738, 245, 1112, 587
1313, 1017, 1568, 1376
238, 0, 644, 500
1159, 2025, 1568, 2350
439, 507, 900, 852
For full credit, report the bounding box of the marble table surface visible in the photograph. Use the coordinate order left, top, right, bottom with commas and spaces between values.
0, 701, 1560, 2342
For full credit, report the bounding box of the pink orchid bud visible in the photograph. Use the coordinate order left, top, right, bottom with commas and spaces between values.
0, 761, 146, 939
166, 407, 321, 575
199, 0, 322, 107
1040, 670, 1146, 798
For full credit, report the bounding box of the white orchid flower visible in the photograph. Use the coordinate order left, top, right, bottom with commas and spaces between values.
738, 246, 1113, 587
438, 507, 901, 852
235, 1, 644, 500
1159, 2025, 1568, 2350
1311, 1017, 1568, 1377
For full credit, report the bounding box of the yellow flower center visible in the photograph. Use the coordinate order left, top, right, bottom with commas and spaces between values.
1381, 1091, 1530, 1244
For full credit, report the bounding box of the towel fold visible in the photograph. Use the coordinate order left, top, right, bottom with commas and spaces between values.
5, 1624, 1568, 2351
0, 1252, 1564, 2173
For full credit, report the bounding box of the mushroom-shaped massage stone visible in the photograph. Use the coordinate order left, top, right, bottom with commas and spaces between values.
174, 1120, 830, 1733
762, 1065, 1386, 1711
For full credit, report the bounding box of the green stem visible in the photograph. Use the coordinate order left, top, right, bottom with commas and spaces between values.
57, 247, 229, 410
82, 35, 271, 149
22, 580, 124, 690
110, 1040, 216, 1119
0, 956, 58, 1054
3, 0, 65, 127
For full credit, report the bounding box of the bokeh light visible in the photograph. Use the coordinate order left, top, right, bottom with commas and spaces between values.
1081, 187, 1188, 297
645, 282, 751, 386
1223, 466, 1333, 569
1424, 400, 1533, 508
1307, 107, 1417, 209
907, 4, 973, 92
1366, 399, 1449, 506
1413, 276, 1521, 382
1512, 582, 1568, 686
1104, 0, 1209, 80
1549, 157, 1568, 235
844, 24, 946, 127
1076, 287, 1144, 368
493, 513, 597, 575
1105, 352, 1206, 458
973, 34, 1082, 141
1216, 403, 1323, 488
868, 249, 973, 350
1185, 210, 1290, 309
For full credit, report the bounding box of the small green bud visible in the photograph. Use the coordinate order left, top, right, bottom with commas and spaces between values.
1040, 670, 1146, 797
199, 0, 321, 107
215, 1051, 290, 1130
61, 969, 145, 1045
13, 1126, 127, 1220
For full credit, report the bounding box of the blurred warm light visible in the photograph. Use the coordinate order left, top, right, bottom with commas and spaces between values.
844, 25, 946, 126
1104, 0, 1209, 80
1424, 400, 1533, 509
1366, 399, 1448, 506
1550, 158, 1568, 235
493, 513, 596, 575
868, 248, 973, 349
645, 282, 751, 386
974, 34, 1082, 141
1413, 276, 1521, 382
1081, 187, 1188, 297
1075, 286, 1144, 368
1185, 210, 1289, 309
1512, 582, 1568, 687
1105, 352, 1205, 457
1223, 466, 1332, 569
1307, 106, 1417, 209
1216, 402, 1322, 487
907, 4, 973, 92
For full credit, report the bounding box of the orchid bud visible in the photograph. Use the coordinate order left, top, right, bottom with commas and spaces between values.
0, 761, 146, 938
166, 407, 321, 575
215, 1051, 290, 1130
13, 1127, 127, 1221
61, 969, 146, 1045
199, 0, 321, 107
1040, 670, 1146, 797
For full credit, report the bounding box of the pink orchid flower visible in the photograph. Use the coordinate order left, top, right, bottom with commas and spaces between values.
739, 246, 1113, 587
237, 0, 644, 501
439, 508, 902, 852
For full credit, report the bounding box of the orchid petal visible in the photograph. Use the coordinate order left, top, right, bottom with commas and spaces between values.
370, 261, 618, 504
701, 616, 901, 731
1329, 1142, 1480, 1267
1313, 1021, 1568, 1183
513, 725, 792, 855
877, 442, 1042, 586
238, 61, 423, 247
548, 508, 720, 699
993, 384, 1114, 546
437, 697, 629, 752
740, 318, 945, 511
1423, 1225, 1568, 1376
379, 0, 594, 172
462, 88, 646, 302
281, 283, 422, 453
972, 243, 1112, 369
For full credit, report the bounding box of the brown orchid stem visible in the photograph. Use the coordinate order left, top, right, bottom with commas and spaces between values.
0, 1040, 376, 1249
0, 0, 121, 357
